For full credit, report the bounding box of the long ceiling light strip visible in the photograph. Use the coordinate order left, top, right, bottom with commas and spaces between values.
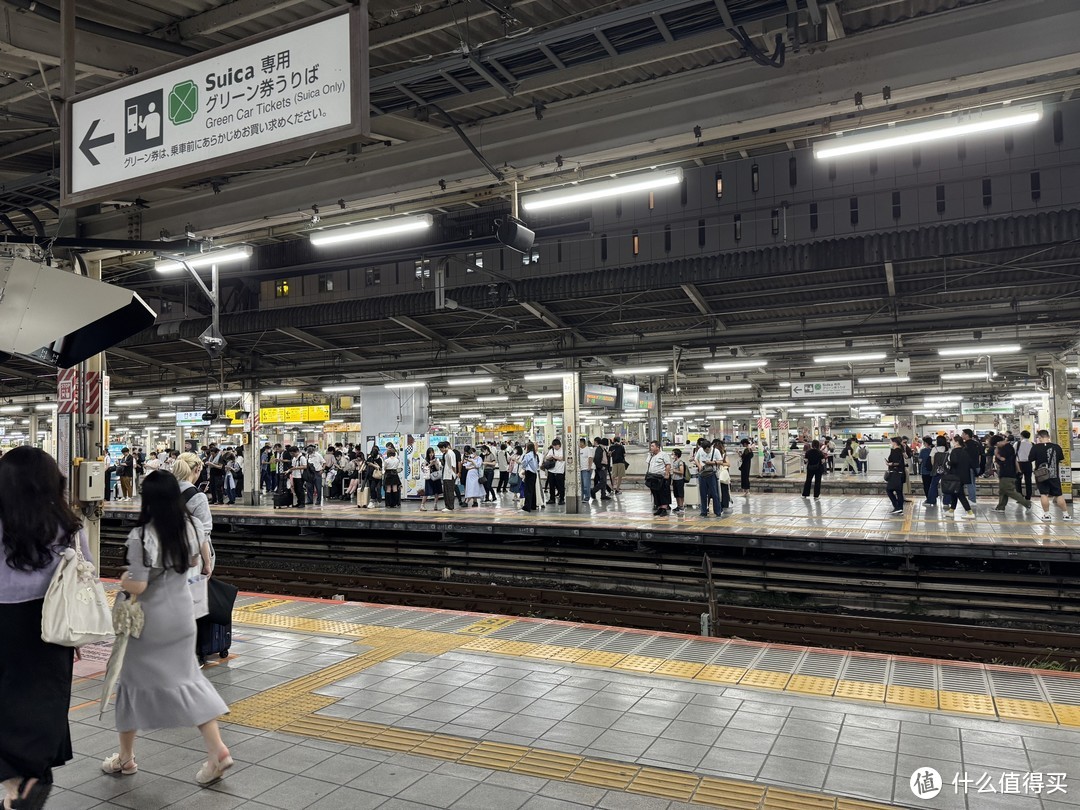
938, 344, 1022, 357
155, 245, 253, 273
813, 352, 887, 364
309, 214, 434, 247
813, 102, 1042, 160
521, 168, 683, 212
702, 360, 767, 371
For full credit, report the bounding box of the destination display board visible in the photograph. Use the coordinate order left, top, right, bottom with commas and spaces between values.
65, 6, 369, 205
259, 405, 331, 423
582, 383, 617, 408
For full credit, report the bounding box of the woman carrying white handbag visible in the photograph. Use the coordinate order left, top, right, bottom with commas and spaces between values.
0, 447, 108, 810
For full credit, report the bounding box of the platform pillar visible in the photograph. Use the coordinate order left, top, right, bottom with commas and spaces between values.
562, 372, 581, 514
243, 391, 261, 505
1047, 363, 1072, 514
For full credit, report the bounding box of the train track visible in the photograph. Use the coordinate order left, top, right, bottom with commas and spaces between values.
98, 523, 1080, 666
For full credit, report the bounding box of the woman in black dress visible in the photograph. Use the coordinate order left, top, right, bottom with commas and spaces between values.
885, 437, 906, 514
802, 440, 825, 499
738, 439, 753, 495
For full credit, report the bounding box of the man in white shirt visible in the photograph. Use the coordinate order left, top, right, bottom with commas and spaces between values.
290, 447, 308, 509
544, 439, 566, 505
305, 445, 325, 505
645, 441, 672, 517
1016, 429, 1034, 501
439, 441, 459, 511
695, 438, 722, 517
578, 438, 592, 504
496, 443, 510, 493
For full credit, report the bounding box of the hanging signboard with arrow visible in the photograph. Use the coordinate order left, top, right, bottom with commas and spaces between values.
63, 4, 369, 206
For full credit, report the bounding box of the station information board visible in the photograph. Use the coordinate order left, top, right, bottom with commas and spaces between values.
582, 383, 617, 408
65, 6, 369, 205
790, 380, 853, 398
259, 405, 331, 423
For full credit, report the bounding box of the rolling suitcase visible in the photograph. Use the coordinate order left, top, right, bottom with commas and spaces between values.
273, 482, 293, 508
196, 618, 231, 665
357, 487, 370, 508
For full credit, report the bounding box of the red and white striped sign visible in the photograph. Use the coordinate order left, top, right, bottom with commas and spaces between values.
57, 368, 78, 413
779, 420, 790, 431
756, 417, 772, 431
84, 372, 102, 416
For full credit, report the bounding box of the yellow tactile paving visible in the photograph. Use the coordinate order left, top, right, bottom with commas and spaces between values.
837, 800, 896, 810
411, 734, 476, 761
994, 697, 1058, 724
576, 650, 627, 667
512, 749, 584, 779
834, 680, 886, 702
459, 637, 509, 652
539, 645, 588, 662
938, 690, 996, 716
493, 640, 541, 656
568, 759, 641, 790
694, 665, 746, 684
763, 787, 837, 808
886, 685, 939, 709
693, 777, 766, 809
628, 767, 699, 801
1052, 704, 1080, 726
653, 660, 705, 679
787, 675, 837, 696
740, 669, 792, 690
458, 616, 516, 635
459, 741, 530, 771
613, 655, 667, 673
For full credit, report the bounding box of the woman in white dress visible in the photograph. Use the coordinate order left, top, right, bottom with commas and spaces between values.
463, 447, 485, 507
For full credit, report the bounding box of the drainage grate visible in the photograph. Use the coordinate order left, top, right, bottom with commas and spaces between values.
752, 647, 804, 674
711, 642, 765, 669
890, 660, 937, 689
635, 637, 692, 658
599, 633, 653, 654
500, 623, 571, 643
839, 655, 889, 684
793, 652, 845, 679
987, 669, 1043, 701
1039, 675, 1080, 706
677, 640, 729, 663
546, 627, 605, 648
576, 630, 628, 650
938, 664, 990, 695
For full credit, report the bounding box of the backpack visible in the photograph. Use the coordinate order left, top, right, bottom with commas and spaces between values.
858, 446, 868, 460
932, 451, 947, 476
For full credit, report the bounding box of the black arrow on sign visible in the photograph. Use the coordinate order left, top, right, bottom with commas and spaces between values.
79, 119, 114, 166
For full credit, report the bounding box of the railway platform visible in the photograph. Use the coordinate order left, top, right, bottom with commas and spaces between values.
103, 490, 1080, 561
60, 589, 1080, 810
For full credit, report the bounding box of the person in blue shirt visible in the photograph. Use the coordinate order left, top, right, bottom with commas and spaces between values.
918, 437, 934, 503
520, 442, 540, 512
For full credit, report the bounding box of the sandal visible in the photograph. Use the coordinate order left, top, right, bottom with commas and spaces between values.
195, 752, 234, 786
101, 753, 138, 775
7, 779, 51, 810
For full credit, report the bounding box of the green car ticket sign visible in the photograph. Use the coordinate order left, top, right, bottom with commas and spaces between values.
169, 80, 198, 124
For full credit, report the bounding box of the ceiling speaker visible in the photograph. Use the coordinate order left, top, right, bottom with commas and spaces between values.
496, 216, 535, 254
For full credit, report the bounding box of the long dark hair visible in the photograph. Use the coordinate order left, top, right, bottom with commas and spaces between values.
135, 471, 196, 574
0, 447, 81, 571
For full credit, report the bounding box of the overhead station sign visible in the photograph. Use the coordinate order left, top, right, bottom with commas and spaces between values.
260, 405, 331, 424
64, 6, 369, 205
791, 380, 854, 398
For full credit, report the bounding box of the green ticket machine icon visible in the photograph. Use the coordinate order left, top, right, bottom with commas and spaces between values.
168, 80, 198, 125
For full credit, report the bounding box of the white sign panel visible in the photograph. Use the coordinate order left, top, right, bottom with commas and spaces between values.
791, 380, 854, 398
66, 8, 366, 204
176, 411, 210, 426
102, 375, 110, 419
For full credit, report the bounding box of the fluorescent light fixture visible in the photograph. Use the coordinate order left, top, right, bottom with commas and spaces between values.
447, 377, 493, 387
155, 245, 253, 273
128, 413, 148, 420
160, 395, 191, 403
510, 412, 535, 417
322, 385, 361, 393
1009, 395, 1045, 403
523, 372, 568, 381
261, 388, 297, 396
796, 398, 870, 406
157, 411, 175, 418
814, 103, 1042, 160
778, 381, 791, 387
938, 344, 1022, 357
309, 214, 434, 247
35, 403, 57, 411
458, 413, 484, 419
940, 371, 997, 381
383, 381, 426, 389
612, 366, 668, 375
521, 168, 682, 212
813, 352, 887, 364
726, 409, 753, 415
923, 395, 962, 402
0, 405, 23, 413
702, 359, 767, 371
429, 397, 460, 404
114, 398, 143, 406
207, 393, 227, 400
858, 375, 910, 384
708, 383, 753, 391
528, 393, 560, 400
477, 395, 509, 402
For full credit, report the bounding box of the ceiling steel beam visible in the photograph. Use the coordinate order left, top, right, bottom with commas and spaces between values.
389, 315, 465, 353
274, 326, 367, 363
82, 0, 1080, 241
166, 0, 310, 40
368, 0, 547, 50
825, 2, 845, 39
680, 283, 727, 331
468, 58, 514, 98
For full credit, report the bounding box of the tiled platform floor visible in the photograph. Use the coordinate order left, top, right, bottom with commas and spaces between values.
57, 592, 1080, 809
104, 488, 1080, 553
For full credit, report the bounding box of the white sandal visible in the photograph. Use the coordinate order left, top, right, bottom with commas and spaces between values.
195, 752, 234, 786
101, 753, 137, 775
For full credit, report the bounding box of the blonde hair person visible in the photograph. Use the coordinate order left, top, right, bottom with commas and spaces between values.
173, 453, 213, 556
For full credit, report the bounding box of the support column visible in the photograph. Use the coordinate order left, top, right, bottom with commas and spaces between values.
243, 391, 261, 505
29, 412, 39, 448
562, 373, 581, 514
82, 257, 106, 565
1048, 363, 1073, 513
650, 376, 663, 444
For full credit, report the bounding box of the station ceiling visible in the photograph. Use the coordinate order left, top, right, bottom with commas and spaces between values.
0, 0, 1078, 410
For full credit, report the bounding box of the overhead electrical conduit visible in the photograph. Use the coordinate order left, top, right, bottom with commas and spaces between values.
1, 0, 198, 57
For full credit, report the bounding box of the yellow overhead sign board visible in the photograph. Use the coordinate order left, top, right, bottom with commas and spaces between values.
259, 405, 331, 423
